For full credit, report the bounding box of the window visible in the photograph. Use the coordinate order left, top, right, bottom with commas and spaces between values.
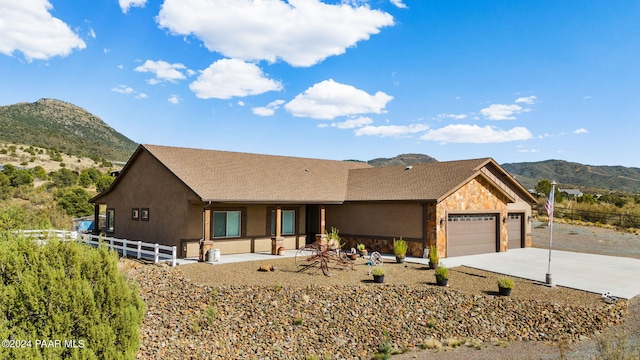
132, 208, 139, 220
271, 209, 295, 236
106, 208, 115, 233
213, 211, 241, 238
141, 208, 149, 221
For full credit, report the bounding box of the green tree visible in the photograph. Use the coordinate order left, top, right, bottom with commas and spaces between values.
53, 187, 93, 218
78, 171, 92, 188
95, 174, 114, 193
0, 233, 145, 359
31, 166, 47, 180
0, 173, 12, 199
535, 180, 552, 197
48, 168, 78, 188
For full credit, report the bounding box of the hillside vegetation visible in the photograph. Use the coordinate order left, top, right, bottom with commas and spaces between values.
502, 160, 640, 193
0, 99, 137, 162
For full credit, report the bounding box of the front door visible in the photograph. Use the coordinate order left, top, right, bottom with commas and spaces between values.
305, 205, 320, 244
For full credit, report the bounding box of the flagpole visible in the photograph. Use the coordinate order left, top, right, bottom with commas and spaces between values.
546, 181, 556, 286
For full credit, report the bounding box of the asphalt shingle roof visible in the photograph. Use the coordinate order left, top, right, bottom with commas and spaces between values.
345, 158, 493, 201
143, 144, 372, 203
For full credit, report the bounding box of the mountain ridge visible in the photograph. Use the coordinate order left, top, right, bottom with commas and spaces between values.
0, 98, 137, 162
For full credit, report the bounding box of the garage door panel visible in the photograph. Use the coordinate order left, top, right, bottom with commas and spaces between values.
447, 214, 497, 257
507, 213, 523, 249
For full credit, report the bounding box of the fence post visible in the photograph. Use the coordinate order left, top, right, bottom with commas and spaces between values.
137, 241, 142, 260
171, 246, 177, 267
122, 239, 127, 257
109, 237, 114, 251
154, 243, 159, 264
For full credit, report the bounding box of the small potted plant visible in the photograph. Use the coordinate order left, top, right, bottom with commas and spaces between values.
371, 266, 386, 283
357, 243, 368, 257
428, 245, 439, 269
393, 237, 408, 263
497, 277, 514, 296
435, 265, 448, 286
326, 227, 342, 250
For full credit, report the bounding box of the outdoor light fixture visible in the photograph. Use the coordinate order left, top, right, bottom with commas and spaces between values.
503, 216, 507, 224
527, 216, 532, 223
439, 218, 445, 225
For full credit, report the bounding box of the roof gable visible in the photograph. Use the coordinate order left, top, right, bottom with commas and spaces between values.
345, 158, 528, 202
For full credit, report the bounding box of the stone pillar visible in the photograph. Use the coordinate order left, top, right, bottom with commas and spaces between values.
200, 240, 215, 262
271, 237, 284, 255
203, 208, 211, 240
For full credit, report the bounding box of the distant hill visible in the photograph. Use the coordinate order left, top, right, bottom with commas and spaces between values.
502, 160, 640, 193
0, 99, 137, 162
368, 153, 438, 167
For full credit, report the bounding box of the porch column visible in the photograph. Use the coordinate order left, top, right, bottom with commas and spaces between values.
203, 208, 211, 241
319, 205, 326, 234
93, 204, 100, 235
271, 206, 284, 254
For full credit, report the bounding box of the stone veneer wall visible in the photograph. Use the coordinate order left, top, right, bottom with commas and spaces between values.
436, 176, 510, 258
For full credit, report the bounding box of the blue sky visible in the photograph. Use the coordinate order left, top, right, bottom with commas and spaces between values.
1, 1, 639, 167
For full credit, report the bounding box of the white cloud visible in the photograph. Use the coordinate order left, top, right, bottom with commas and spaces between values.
168, 94, 180, 104
136, 93, 149, 99
156, 0, 394, 67
0, 1, 86, 61
515, 96, 537, 105
420, 124, 533, 143
252, 100, 286, 117
112, 85, 134, 94
321, 116, 374, 129
389, 0, 408, 9
285, 79, 393, 120
189, 59, 283, 99
135, 59, 189, 84
237, 101, 245, 107
355, 123, 428, 138
438, 113, 467, 120
480, 104, 523, 120
574, 128, 589, 134
119, 0, 147, 13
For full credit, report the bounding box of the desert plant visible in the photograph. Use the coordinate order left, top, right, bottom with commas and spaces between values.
0, 233, 145, 359
371, 266, 386, 276
326, 227, 343, 249
429, 244, 439, 268
497, 277, 515, 289
357, 243, 366, 251
435, 265, 449, 280
393, 237, 408, 257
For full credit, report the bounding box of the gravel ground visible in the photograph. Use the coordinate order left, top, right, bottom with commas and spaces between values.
127, 221, 639, 359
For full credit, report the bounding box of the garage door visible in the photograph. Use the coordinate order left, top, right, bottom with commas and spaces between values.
447, 214, 497, 257
507, 213, 523, 249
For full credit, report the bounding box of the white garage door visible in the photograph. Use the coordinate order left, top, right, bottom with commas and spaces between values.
507, 213, 523, 249
447, 214, 497, 257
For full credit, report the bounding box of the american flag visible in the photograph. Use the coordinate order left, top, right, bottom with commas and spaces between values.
545, 189, 554, 225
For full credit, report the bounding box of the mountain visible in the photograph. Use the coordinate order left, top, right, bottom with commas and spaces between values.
502, 160, 640, 193
368, 153, 438, 167
0, 99, 137, 162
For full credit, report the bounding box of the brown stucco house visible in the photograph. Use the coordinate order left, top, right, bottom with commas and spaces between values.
90, 144, 536, 259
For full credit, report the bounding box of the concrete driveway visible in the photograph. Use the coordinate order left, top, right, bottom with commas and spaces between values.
439, 248, 640, 299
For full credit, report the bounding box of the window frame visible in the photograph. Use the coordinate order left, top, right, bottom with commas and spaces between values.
212, 210, 243, 239
106, 208, 115, 233
269, 207, 298, 236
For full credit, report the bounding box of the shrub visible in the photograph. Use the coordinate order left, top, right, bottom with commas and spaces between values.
429, 244, 439, 265
0, 233, 145, 359
497, 277, 515, 289
54, 186, 93, 218
371, 266, 386, 276
435, 265, 449, 280
356, 243, 366, 251
393, 237, 408, 257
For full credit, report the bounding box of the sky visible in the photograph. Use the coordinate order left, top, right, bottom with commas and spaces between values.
1, 0, 639, 167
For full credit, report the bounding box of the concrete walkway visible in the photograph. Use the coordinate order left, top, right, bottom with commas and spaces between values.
439, 248, 640, 299
175, 248, 640, 299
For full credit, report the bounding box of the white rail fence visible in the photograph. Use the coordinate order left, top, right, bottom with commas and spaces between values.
19, 230, 177, 267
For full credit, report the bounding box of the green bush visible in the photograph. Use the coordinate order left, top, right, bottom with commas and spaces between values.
371, 266, 386, 276
0, 233, 145, 359
393, 237, 408, 257
497, 277, 515, 289
53, 186, 93, 218
435, 265, 448, 280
